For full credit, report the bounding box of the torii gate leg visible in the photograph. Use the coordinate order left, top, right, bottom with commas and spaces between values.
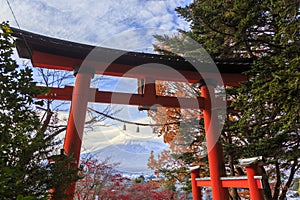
191, 167, 202, 199
201, 84, 229, 200
246, 164, 264, 199
63, 70, 93, 198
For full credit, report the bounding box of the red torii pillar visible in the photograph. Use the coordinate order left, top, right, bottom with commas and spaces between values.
190, 167, 202, 199
201, 83, 229, 200
63, 69, 94, 197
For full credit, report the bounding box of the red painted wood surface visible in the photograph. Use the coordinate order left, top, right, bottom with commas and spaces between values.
201, 85, 229, 200
36, 86, 206, 109
191, 169, 202, 200
31, 51, 247, 86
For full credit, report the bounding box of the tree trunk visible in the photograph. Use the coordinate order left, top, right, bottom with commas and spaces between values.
279, 159, 298, 200
259, 166, 273, 200
229, 154, 240, 200
273, 161, 281, 199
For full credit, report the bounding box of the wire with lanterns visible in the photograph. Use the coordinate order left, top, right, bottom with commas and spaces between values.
88, 107, 181, 132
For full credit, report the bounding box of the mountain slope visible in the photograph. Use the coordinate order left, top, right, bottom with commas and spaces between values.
89, 139, 166, 174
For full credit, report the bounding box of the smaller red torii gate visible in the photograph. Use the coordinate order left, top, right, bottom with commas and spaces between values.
12, 28, 264, 200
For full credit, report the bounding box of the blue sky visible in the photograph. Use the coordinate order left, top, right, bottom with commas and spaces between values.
1, 0, 191, 154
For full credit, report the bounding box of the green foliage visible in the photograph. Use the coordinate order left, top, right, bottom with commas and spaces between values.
0, 22, 80, 199
227, 0, 300, 162
133, 175, 145, 183
177, 0, 300, 59
47, 154, 81, 199
16, 195, 39, 200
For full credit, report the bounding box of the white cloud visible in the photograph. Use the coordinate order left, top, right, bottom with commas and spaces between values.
2, 0, 190, 48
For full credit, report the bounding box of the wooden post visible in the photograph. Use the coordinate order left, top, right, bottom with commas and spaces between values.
201, 83, 229, 200
63, 69, 93, 199
246, 164, 264, 200
190, 167, 202, 200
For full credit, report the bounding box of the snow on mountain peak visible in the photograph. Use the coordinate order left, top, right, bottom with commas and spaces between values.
87, 138, 167, 173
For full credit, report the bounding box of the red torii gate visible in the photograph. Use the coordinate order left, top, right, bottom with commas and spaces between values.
12, 28, 264, 200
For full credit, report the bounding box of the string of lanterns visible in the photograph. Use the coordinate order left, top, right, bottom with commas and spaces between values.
88, 107, 180, 133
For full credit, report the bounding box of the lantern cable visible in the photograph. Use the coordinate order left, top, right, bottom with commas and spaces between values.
88, 107, 180, 127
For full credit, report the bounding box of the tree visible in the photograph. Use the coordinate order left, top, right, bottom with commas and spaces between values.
0, 22, 80, 199
147, 79, 209, 195
148, 149, 199, 194
148, 80, 204, 152
75, 157, 125, 200
124, 181, 186, 200
75, 156, 185, 200
152, 1, 299, 199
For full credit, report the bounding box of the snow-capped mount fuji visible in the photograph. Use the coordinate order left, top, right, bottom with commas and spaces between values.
116, 139, 166, 154
88, 137, 167, 174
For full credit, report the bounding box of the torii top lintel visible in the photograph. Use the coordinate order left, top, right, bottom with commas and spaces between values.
12, 28, 251, 86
